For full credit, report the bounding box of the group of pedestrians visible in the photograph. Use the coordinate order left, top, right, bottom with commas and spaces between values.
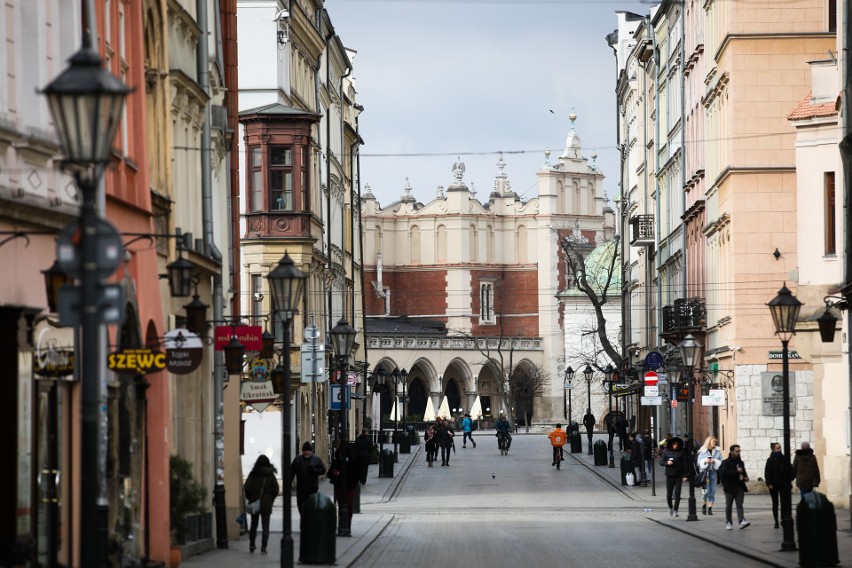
424, 415, 466, 467
658, 434, 822, 532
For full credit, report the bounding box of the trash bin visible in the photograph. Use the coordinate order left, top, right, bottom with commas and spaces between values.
380, 448, 394, 478
797, 491, 839, 567
620, 454, 634, 485
569, 430, 582, 453
593, 440, 607, 466
399, 430, 411, 454
299, 492, 336, 564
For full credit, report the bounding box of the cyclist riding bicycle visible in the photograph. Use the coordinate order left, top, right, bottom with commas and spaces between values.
548, 423, 567, 466
495, 414, 512, 450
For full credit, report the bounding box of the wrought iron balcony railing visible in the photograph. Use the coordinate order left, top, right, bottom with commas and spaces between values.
630, 214, 655, 247
661, 297, 706, 335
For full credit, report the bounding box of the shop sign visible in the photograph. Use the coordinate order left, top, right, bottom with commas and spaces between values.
107, 348, 167, 375
214, 325, 263, 351
34, 324, 75, 380
164, 329, 204, 375
240, 379, 278, 413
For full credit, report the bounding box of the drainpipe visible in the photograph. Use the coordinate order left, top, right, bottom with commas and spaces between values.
838, 0, 852, 526
680, 4, 688, 300
342, 61, 353, 323
197, 0, 228, 548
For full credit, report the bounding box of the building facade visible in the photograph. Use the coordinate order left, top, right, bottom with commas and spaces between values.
361, 117, 618, 428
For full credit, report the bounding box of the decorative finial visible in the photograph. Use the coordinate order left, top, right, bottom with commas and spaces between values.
569, 108, 577, 124
437, 185, 445, 198
544, 148, 551, 164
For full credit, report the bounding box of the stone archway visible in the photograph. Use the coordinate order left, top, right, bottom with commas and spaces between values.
407, 377, 428, 419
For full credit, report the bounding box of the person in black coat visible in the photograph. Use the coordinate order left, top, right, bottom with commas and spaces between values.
659, 436, 686, 516
615, 414, 629, 451
243, 455, 280, 554
764, 442, 790, 529
582, 410, 596, 452
354, 429, 373, 486
289, 442, 327, 514
328, 442, 359, 527
718, 444, 750, 529
437, 419, 455, 466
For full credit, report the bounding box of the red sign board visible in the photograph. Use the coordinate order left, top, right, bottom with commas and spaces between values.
644, 371, 658, 386
214, 325, 263, 351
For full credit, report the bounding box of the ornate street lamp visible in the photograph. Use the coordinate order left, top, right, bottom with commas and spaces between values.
165, 255, 194, 298
330, 318, 356, 537
564, 366, 575, 424
768, 284, 802, 552
41, 37, 130, 567
584, 364, 594, 454
603, 364, 615, 468
42, 259, 73, 314
267, 252, 306, 568
373, 367, 388, 477
391, 368, 401, 461
223, 335, 246, 376
678, 333, 703, 522
398, 368, 409, 451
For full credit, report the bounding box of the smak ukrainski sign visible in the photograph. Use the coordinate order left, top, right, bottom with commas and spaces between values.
240, 380, 278, 413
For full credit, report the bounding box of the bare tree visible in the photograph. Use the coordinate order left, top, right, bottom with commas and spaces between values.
559, 233, 623, 370
512, 363, 549, 432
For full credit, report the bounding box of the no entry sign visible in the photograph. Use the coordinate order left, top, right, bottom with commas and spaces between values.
644, 371, 659, 386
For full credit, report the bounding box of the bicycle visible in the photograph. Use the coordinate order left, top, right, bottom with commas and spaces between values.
497, 431, 510, 455
553, 446, 564, 469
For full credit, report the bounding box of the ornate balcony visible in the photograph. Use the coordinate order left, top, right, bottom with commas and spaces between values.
630, 214, 654, 247
661, 297, 706, 335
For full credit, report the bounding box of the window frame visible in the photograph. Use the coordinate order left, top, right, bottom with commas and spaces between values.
480, 281, 496, 325
825, 171, 836, 255
269, 145, 294, 211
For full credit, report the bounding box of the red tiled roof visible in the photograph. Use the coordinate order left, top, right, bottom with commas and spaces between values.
787, 90, 840, 121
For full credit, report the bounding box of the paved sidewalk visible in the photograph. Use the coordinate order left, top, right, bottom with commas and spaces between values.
566, 436, 852, 568
181, 444, 420, 567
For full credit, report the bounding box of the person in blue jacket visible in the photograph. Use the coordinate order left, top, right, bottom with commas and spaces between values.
461, 413, 477, 448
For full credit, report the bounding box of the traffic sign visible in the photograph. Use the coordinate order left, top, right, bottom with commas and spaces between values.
644, 371, 659, 386
56, 218, 125, 280
641, 396, 662, 406
300, 342, 325, 382
644, 385, 659, 397
644, 351, 664, 371
58, 284, 124, 326
329, 384, 350, 410
346, 371, 358, 386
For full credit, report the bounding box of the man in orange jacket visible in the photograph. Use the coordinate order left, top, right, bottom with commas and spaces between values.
549, 423, 567, 466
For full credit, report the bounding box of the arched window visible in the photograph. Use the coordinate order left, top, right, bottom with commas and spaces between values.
573, 182, 581, 215
410, 226, 421, 264
436, 225, 447, 263
486, 225, 494, 263
517, 226, 528, 264
469, 225, 478, 262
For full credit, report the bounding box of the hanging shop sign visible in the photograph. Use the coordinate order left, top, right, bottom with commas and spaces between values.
214, 325, 263, 351
164, 329, 204, 375
240, 379, 278, 413
33, 323, 75, 380
107, 348, 167, 375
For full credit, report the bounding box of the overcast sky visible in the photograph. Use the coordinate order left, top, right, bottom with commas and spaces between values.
330, 0, 651, 208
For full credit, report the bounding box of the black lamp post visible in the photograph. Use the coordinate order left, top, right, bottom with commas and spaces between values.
678, 333, 702, 522
398, 368, 409, 451
267, 252, 306, 568
603, 364, 615, 468
373, 367, 388, 476
42, 37, 130, 567
564, 366, 574, 424
584, 365, 594, 454
391, 368, 401, 461
768, 283, 802, 552
330, 318, 357, 537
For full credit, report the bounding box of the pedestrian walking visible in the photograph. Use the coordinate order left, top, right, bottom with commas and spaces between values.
615, 414, 629, 452
642, 432, 655, 479
792, 441, 820, 496
582, 409, 595, 452
243, 454, 280, 554
629, 432, 642, 482
764, 442, 790, 528
696, 436, 723, 516
289, 442, 327, 514
327, 441, 358, 527
424, 422, 438, 467
461, 413, 477, 448
718, 444, 750, 529
660, 436, 687, 517
438, 417, 455, 466
354, 429, 372, 486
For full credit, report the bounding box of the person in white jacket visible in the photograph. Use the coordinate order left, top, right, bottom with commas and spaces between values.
696, 436, 723, 515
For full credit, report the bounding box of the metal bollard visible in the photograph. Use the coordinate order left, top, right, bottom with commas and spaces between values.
299, 492, 336, 565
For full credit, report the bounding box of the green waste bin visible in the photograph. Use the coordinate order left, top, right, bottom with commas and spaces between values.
593, 440, 607, 466
380, 448, 394, 477
399, 431, 411, 454
797, 491, 839, 567
569, 430, 582, 453
299, 492, 336, 564
620, 454, 634, 485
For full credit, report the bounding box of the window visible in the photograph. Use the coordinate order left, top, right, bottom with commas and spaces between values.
301, 147, 309, 210
249, 147, 263, 211
251, 274, 263, 324
480, 282, 495, 324
825, 172, 836, 255
829, 0, 837, 33
270, 146, 293, 210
